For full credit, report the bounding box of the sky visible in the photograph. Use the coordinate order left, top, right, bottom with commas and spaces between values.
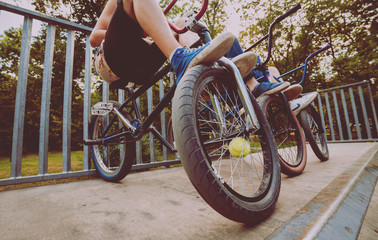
0, 0, 244, 36
0, 0, 43, 36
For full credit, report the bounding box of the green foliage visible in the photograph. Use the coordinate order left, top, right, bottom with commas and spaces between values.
239, 0, 377, 92
31, 0, 107, 27
203, 0, 227, 39
0, 24, 87, 155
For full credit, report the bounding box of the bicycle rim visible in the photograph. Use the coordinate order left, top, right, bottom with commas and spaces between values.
90, 101, 134, 181
195, 71, 274, 200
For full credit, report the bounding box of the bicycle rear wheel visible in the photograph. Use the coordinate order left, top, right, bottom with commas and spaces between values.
89, 101, 136, 182
172, 65, 281, 223
299, 105, 329, 161
259, 95, 307, 176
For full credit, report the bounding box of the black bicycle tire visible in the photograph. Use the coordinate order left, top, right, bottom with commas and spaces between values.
172, 65, 281, 223
89, 101, 135, 182
259, 95, 307, 176
299, 105, 329, 161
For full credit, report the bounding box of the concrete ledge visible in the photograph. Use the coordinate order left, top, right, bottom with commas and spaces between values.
268, 143, 377, 239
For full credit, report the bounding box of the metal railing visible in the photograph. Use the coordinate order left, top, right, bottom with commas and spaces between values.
314, 80, 377, 142
0, 2, 178, 186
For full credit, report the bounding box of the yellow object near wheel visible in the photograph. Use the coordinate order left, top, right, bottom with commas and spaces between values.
229, 137, 251, 157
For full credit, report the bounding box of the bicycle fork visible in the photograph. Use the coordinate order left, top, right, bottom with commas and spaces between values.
217, 57, 260, 130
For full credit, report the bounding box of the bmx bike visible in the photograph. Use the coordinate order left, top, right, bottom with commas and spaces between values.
84, 0, 282, 223
272, 45, 331, 162
245, 4, 329, 176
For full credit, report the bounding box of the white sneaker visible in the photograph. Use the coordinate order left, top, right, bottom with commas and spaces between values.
290, 92, 318, 115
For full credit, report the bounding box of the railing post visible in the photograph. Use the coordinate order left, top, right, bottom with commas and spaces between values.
358, 85, 372, 139
136, 97, 142, 164
10, 16, 33, 178
349, 87, 362, 140
83, 36, 92, 171
332, 90, 343, 140
367, 81, 378, 137
62, 30, 75, 173
38, 23, 56, 175
340, 89, 352, 140
118, 89, 125, 161
324, 92, 335, 141
148, 87, 155, 163
159, 79, 167, 162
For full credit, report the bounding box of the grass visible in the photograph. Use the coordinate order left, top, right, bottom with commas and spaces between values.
0, 150, 180, 191
0, 151, 95, 191
0, 151, 87, 179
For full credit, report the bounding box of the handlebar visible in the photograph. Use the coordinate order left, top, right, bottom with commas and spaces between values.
275, 4, 301, 23
308, 44, 331, 59
164, 0, 209, 34
263, 4, 301, 66
245, 4, 301, 64
297, 44, 331, 84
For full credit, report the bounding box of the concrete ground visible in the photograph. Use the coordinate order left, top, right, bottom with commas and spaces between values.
0, 143, 377, 240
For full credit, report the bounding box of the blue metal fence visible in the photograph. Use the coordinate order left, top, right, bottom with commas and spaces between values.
0, 2, 376, 187
315, 81, 377, 143
0, 2, 178, 186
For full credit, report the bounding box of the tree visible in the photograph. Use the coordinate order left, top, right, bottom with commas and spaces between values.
0, 28, 21, 155
239, 0, 377, 91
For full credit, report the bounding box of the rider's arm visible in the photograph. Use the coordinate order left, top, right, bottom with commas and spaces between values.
89, 0, 117, 47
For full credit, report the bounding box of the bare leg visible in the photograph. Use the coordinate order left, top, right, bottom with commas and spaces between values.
245, 77, 259, 92
123, 0, 180, 58
268, 66, 302, 101
268, 66, 280, 83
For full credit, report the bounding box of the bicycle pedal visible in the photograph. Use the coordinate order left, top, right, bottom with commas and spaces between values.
91, 102, 114, 115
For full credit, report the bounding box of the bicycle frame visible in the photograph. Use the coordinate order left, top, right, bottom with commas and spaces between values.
272, 44, 331, 85
243, 3, 330, 87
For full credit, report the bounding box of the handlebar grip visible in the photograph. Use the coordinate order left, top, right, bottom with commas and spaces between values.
276, 4, 301, 23
309, 44, 331, 58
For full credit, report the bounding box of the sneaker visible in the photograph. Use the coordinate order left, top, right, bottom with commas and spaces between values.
252, 81, 290, 101
171, 32, 234, 83
290, 92, 318, 115
232, 52, 258, 78
282, 84, 303, 101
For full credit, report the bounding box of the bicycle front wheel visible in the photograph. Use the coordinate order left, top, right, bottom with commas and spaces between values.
89, 101, 136, 182
259, 95, 307, 176
299, 105, 329, 161
172, 65, 281, 223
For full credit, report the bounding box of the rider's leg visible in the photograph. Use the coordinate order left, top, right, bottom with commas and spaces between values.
124, 0, 233, 76
123, 0, 234, 82
267, 66, 302, 101
225, 39, 290, 98
268, 66, 280, 83
123, 0, 180, 58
